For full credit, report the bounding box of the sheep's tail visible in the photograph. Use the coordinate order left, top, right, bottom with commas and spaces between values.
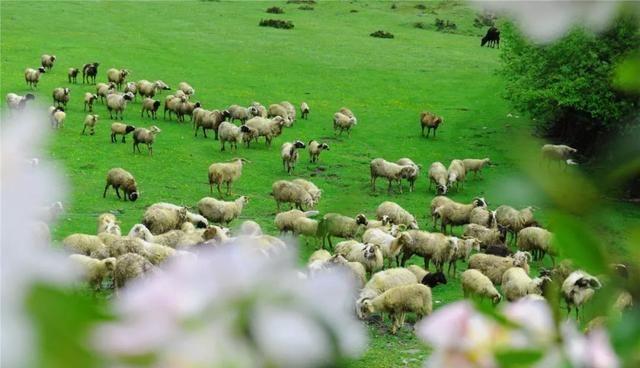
304, 210, 319, 218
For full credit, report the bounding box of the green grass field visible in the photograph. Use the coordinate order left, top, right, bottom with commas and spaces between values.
2, 1, 638, 367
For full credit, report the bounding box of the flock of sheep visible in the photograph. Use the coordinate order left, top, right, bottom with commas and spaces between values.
13, 53, 630, 336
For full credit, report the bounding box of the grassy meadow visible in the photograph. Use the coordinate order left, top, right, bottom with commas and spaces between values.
2, 1, 638, 367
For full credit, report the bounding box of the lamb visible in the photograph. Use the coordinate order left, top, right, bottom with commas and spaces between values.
462, 158, 491, 179
447, 237, 480, 275
107, 68, 130, 89
82, 62, 99, 84
461, 269, 502, 304
435, 197, 488, 234
68, 67, 79, 83
447, 159, 466, 191
562, 270, 601, 320
517, 227, 555, 263
196, 109, 231, 139
52, 87, 70, 107
274, 209, 319, 234
376, 201, 419, 229
176, 100, 202, 123
132, 125, 161, 155
420, 111, 443, 138
462, 223, 504, 248
69, 254, 116, 290
245, 116, 287, 146
319, 213, 368, 248
281, 140, 306, 173
495, 205, 536, 244
163, 94, 187, 120
5, 93, 35, 110
84, 92, 98, 112
335, 240, 383, 274
268, 103, 291, 125
356, 268, 420, 317
428, 162, 448, 195
103, 168, 139, 201
468, 251, 531, 285
399, 230, 459, 272
197, 196, 249, 225
370, 158, 417, 193
271, 180, 314, 212
208, 158, 248, 196
96, 82, 116, 103
142, 202, 209, 235
308, 140, 329, 163
106, 92, 135, 119
360, 284, 432, 334
178, 81, 195, 96
51, 107, 66, 129
228, 104, 256, 124
333, 112, 357, 136
362, 228, 411, 268
339, 107, 357, 124
291, 179, 322, 206
97, 213, 119, 234
141, 98, 161, 119
541, 144, 578, 166
396, 158, 420, 192
82, 114, 99, 135
469, 207, 497, 228
24, 67, 46, 88
113, 252, 154, 291
300, 102, 310, 119
110, 122, 136, 143
502, 267, 551, 302
218, 122, 250, 151
40, 54, 56, 70
421, 271, 448, 288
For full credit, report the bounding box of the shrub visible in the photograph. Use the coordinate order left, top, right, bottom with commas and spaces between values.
266, 6, 284, 14
350, 9, 358, 13
259, 19, 294, 29
414, 4, 426, 10
298, 5, 314, 10
435, 18, 456, 32
390, 3, 396, 10
414, 22, 426, 29
370, 30, 394, 39
473, 11, 497, 28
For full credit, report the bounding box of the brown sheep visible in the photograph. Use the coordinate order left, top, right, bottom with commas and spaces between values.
420, 111, 443, 138
103, 168, 139, 201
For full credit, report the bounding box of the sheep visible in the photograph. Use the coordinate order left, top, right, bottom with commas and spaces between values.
238, 220, 263, 236
421, 271, 448, 288
176, 100, 202, 123
96, 82, 116, 103
245, 116, 287, 146
106, 92, 135, 119
271, 180, 314, 212
142, 202, 208, 235
281, 140, 306, 174
562, 270, 601, 320
68, 67, 79, 83
291, 179, 322, 206
141, 98, 161, 119
316, 212, 366, 247
208, 158, 248, 196
292, 216, 322, 245
335, 240, 383, 274
435, 197, 488, 234
110, 122, 136, 143
274, 209, 319, 234
268, 103, 291, 125
178, 81, 195, 96
218, 122, 250, 151
462, 158, 491, 179
428, 162, 448, 195
356, 268, 420, 317
370, 158, 417, 193
396, 158, 420, 192
69, 254, 116, 290
365, 215, 391, 230
399, 230, 459, 272
51, 87, 70, 107
427, 197, 456, 229
163, 94, 187, 120
517, 227, 555, 263
51, 107, 66, 129
420, 111, 443, 138
63, 234, 109, 259
132, 125, 161, 155
250, 102, 268, 118
541, 144, 578, 166
103, 168, 139, 201
495, 205, 537, 244
137, 80, 171, 98
228, 104, 256, 124
97, 213, 119, 234
40, 54, 56, 70
196, 109, 231, 139
36, 201, 64, 224
300, 102, 310, 119
280, 101, 296, 124
339, 107, 357, 123
5, 93, 35, 111
308, 140, 329, 163
362, 228, 411, 268
462, 223, 504, 248
24, 67, 46, 88
502, 267, 551, 302
447, 237, 480, 275
83, 92, 98, 112
461, 269, 502, 304
308, 249, 332, 264
242, 125, 260, 148
447, 159, 466, 191
123, 82, 137, 101
107, 68, 130, 89
360, 284, 432, 334
197, 196, 249, 225
82, 114, 99, 135
469, 207, 497, 228
485, 243, 511, 257
333, 112, 357, 136
468, 251, 531, 285
82, 62, 99, 84
376, 201, 419, 229
113, 252, 154, 291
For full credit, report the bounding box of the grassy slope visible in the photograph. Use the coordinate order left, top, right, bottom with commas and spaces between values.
1, 1, 638, 367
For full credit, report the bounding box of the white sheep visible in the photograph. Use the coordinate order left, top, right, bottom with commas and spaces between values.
97, 213, 119, 234
106, 92, 135, 120
245, 116, 286, 146
468, 251, 531, 285
333, 112, 357, 136
319, 213, 368, 248
429, 196, 455, 230
469, 207, 497, 228
110, 122, 136, 143
113, 252, 155, 291
274, 209, 319, 234
281, 140, 306, 173
218, 122, 250, 151
447, 159, 466, 191
51, 107, 66, 129
370, 158, 417, 193
24, 67, 46, 88
68, 67, 79, 83
195, 109, 230, 139
428, 162, 448, 195
447, 237, 480, 275
335, 240, 383, 274
280, 101, 296, 124
178, 81, 195, 96
339, 107, 357, 123
300, 102, 310, 119
96, 82, 116, 103
396, 158, 420, 192
541, 144, 578, 166
84, 92, 98, 112
132, 125, 161, 155
41, 54, 56, 70
82, 114, 99, 135
375, 201, 419, 229
292, 216, 321, 245
308, 140, 329, 163
291, 179, 322, 207
208, 158, 249, 196
517, 227, 555, 264
142, 202, 209, 235
400, 230, 458, 272
268, 103, 291, 126
495, 205, 537, 244
357, 268, 419, 306
462, 223, 504, 248
228, 104, 256, 124
461, 269, 501, 304
362, 228, 411, 268
63, 234, 109, 259
5, 92, 35, 111
435, 197, 488, 234
502, 267, 550, 302
271, 180, 314, 212
359, 284, 432, 334
562, 270, 601, 321
107, 68, 129, 89
124, 82, 138, 101
197, 196, 249, 225
69, 254, 116, 290
462, 158, 491, 179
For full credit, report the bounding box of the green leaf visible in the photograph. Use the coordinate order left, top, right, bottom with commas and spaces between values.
495, 349, 544, 367
550, 213, 608, 274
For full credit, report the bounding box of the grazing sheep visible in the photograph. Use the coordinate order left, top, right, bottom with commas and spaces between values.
208, 158, 248, 196
250, 102, 268, 118
106, 92, 135, 119
421, 271, 448, 288
82, 62, 99, 84
5, 93, 35, 111
84, 92, 98, 112
370, 158, 417, 193
245, 116, 287, 146
396, 158, 420, 192
197, 196, 249, 225
271, 180, 314, 212
82, 114, 99, 135
447, 159, 466, 191
407, 265, 428, 281
541, 144, 578, 166
51, 107, 66, 129
447, 237, 480, 275
97, 213, 118, 234
141, 98, 161, 119
68, 67, 79, 83
274, 209, 319, 234
308, 140, 329, 163
107, 68, 130, 89
110, 122, 136, 143
335, 240, 383, 274
103, 168, 139, 201
485, 243, 511, 257
96, 82, 116, 103
428, 162, 448, 195
69, 254, 116, 290
281, 140, 306, 173
163, 94, 187, 120
280, 101, 296, 124
462, 223, 504, 248
356, 268, 420, 318
365, 215, 391, 230
420, 111, 443, 138
376, 201, 419, 229
463, 158, 491, 179
291, 179, 322, 206
517, 227, 555, 263
495, 205, 536, 244
132, 125, 161, 155
178, 81, 195, 96
562, 270, 601, 320
52, 87, 70, 107
196, 109, 231, 139
268, 103, 291, 125
176, 99, 202, 123
228, 104, 256, 124
218, 122, 250, 151
137, 80, 171, 98
339, 107, 357, 123
469, 207, 497, 228
468, 251, 531, 285
360, 284, 432, 334
142, 202, 208, 235
502, 267, 551, 302
41, 54, 56, 70
124, 82, 138, 101
113, 253, 154, 291
24, 67, 46, 88
319, 213, 368, 248
63, 234, 109, 259
400, 230, 458, 272
292, 216, 322, 245
435, 197, 488, 234
362, 228, 411, 268
300, 102, 310, 119
461, 269, 501, 304
333, 112, 357, 136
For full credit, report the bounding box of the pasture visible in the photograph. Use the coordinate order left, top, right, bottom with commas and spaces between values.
2, 1, 638, 367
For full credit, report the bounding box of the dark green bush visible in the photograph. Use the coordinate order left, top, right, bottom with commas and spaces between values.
259, 19, 294, 29
298, 5, 314, 10
266, 6, 284, 14
370, 30, 394, 39
435, 18, 456, 32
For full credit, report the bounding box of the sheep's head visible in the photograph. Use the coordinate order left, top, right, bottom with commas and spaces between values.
121, 69, 130, 77
108, 82, 116, 89
293, 140, 306, 149
238, 196, 250, 206
473, 197, 488, 208
437, 183, 447, 195
123, 92, 135, 101
240, 125, 251, 133
512, 251, 531, 267
576, 276, 601, 289
408, 220, 419, 230
125, 125, 136, 134
128, 191, 139, 202
355, 214, 368, 226
422, 271, 447, 287
63, 88, 70, 95
492, 293, 502, 305
362, 243, 379, 260
401, 165, 417, 178
380, 215, 390, 226
25, 93, 36, 101
356, 298, 374, 319
103, 257, 117, 271
149, 125, 161, 134
105, 222, 122, 236
38, 67, 46, 73
321, 143, 330, 150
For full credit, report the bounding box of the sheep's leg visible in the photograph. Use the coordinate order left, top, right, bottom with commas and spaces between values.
424, 257, 430, 270
220, 141, 226, 151
226, 182, 231, 196
114, 187, 121, 199
387, 178, 393, 193
148, 144, 153, 156
371, 176, 376, 192
122, 135, 126, 144
82, 125, 87, 135
217, 182, 222, 197
103, 184, 110, 198
400, 252, 410, 267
